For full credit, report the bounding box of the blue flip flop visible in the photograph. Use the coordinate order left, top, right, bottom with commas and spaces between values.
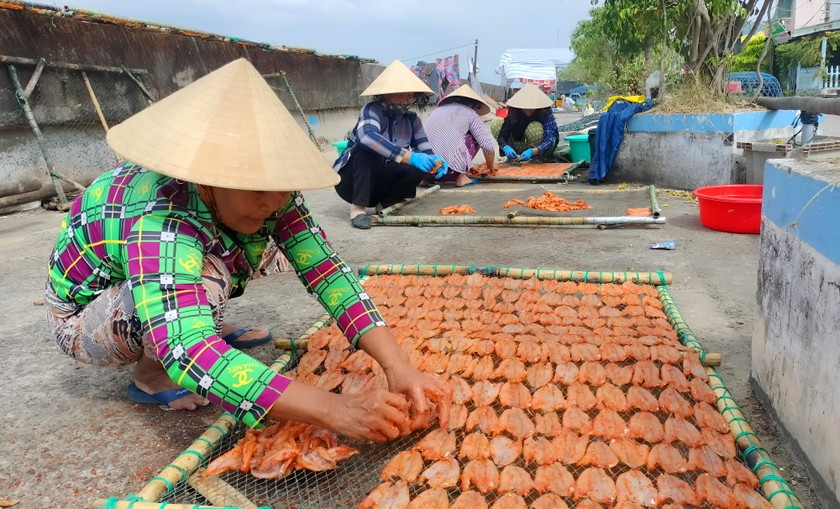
221, 326, 274, 349
462, 178, 479, 187
127, 382, 192, 406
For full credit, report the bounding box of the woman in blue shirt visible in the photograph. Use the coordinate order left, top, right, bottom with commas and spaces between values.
333, 60, 447, 229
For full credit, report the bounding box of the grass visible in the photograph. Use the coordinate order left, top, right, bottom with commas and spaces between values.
643, 78, 766, 115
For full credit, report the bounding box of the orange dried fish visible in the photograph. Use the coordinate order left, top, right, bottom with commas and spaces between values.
609, 437, 650, 469
380, 450, 424, 483
575, 467, 617, 505
461, 459, 500, 494
615, 470, 657, 507
498, 465, 534, 496
490, 435, 521, 467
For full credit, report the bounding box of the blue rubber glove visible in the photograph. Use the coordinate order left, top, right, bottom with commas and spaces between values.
433, 156, 449, 179
408, 152, 435, 172
502, 145, 518, 159
519, 148, 535, 161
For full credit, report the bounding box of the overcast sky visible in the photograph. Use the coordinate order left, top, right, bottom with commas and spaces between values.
60, 0, 594, 85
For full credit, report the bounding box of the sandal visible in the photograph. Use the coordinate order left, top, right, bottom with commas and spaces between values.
221, 326, 273, 349
351, 214, 371, 229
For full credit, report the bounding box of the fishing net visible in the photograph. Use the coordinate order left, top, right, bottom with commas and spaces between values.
127, 269, 799, 509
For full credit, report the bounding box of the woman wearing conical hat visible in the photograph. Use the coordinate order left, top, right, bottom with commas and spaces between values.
333, 60, 448, 229
424, 85, 497, 187
44, 59, 448, 441
490, 83, 560, 162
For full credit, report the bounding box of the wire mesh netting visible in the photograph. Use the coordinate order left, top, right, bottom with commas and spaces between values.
726, 72, 782, 98
385, 185, 655, 219
153, 272, 785, 509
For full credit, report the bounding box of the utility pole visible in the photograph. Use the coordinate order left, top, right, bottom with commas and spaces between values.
821, 0, 830, 83
473, 39, 479, 78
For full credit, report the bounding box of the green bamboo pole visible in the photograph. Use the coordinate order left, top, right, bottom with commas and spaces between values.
272, 313, 331, 352
92, 499, 258, 509
187, 472, 261, 509
358, 264, 672, 285
378, 184, 440, 217
6, 63, 68, 204
648, 184, 662, 217
657, 285, 803, 509
490, 267, 671, 285
372, 214, 666, 226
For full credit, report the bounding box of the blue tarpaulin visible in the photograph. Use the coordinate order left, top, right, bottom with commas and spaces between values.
588, 98, 654, 184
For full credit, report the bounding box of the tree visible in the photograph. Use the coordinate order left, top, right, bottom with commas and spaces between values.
775, 32, 840, 82
597, 0, 774, 96
731, 33, 772, 73
562, 6, 684, 95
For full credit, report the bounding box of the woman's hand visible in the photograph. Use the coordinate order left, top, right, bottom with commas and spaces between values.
329, 389, 410, 442
519, 148, 535, 161
266, 378, 409, 443
355, 327, 452, 429
383, 361, 451, 429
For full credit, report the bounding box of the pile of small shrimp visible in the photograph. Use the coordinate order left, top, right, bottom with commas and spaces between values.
203, 420, 359, 479
503, 192, 592, 212
440, 205, 478, 215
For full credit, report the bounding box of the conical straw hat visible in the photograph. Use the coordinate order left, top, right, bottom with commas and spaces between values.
507, 83, 553, 109
360, 60, 434, 97
106, 58, 339, 192
438, 84, 493, 116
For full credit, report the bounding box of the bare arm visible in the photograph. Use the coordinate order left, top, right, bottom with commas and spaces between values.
266, 379, 408, 442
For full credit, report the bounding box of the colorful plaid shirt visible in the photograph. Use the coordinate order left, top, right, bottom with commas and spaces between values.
48, 163, 385, 427
332, 101, 433, 171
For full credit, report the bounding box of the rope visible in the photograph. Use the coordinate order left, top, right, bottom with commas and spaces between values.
149, 476, 174, 493
278, 72, 321, 150
164, 463, 188, 482
194, 437, 214, 448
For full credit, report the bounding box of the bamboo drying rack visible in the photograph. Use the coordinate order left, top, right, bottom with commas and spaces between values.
372, 185, 666, 227
96, 265, 801, 509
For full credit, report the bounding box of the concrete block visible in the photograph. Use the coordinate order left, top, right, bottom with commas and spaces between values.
607, 111, 796, 189
753, 158, 840, 505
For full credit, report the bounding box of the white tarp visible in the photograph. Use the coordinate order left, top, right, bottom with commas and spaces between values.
495, 48, 574, 88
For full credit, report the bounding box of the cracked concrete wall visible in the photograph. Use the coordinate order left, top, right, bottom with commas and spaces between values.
752, 159, 840, 505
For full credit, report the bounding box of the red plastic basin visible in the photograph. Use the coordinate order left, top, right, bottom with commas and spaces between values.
692, 184, 763, 234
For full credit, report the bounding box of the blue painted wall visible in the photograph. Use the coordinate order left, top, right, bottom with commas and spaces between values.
763, 163, 840, 264
627, 110, 797, 133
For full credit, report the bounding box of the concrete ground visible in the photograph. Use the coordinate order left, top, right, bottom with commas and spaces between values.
0, 159, 828, 508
